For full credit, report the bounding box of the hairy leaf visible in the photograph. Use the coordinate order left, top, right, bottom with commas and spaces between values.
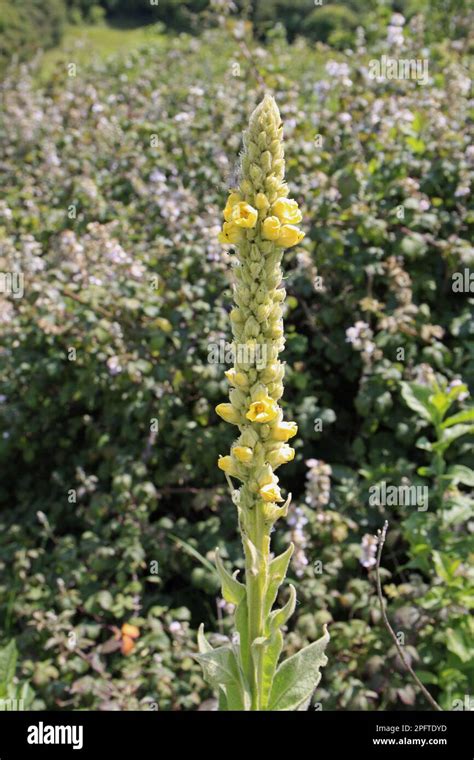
269, 584, 297, 634
264, 543, 294, 619
215, 548, 246, 605
268, 626, 330, 711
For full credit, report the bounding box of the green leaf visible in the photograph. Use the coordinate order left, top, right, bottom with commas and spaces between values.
197, 624, 213, 655
406, 136, 426, 154
194, 643, 248, 710
97, 590, 113, 610
263, 543, 294, 619
417, 466, 434, 477
218, 688, 228, 710
446, 383, 470, 404
446, 465, 474, 486
269, 584, 297, 634
400, 382, 435, 423
214, 548, 245, 605
429, 391, 451, 417
16, 680, 35, 709
0, 641, 17, 699
235, 600, 250, 681
442, 408, 474, 429
242, 535, 259, 576
433, 424, 474, 454
446, 623, 473, 664
260, 630, 283, 710
416, 436, 433, 451
268, 626, 330, 711
168, 533, 216, 575
414, 670, 438, 686
432, 551, 461, 584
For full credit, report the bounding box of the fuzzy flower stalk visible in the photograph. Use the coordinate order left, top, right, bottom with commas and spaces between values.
195, 95, 329, 711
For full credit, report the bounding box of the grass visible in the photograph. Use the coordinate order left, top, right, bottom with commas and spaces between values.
37, 22, 165, 82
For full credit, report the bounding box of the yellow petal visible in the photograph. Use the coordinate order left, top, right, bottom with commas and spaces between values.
271, 421, 298, 441
262, 215, 281, 241
233, 446, 253, 463
259, 483, 284, 502
215, 403, 241, 425
231, 202, 258, 228
246, 397, 279, 423
276, 225, 305, 248
272, 198, 303, 225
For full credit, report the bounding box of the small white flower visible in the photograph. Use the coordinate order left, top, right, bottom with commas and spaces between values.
360, 534, 378, 569
390, 13, 405, 26
174, 112, 192, 123
106, 356, 122, 376
346, 321, 369, 345
150, 169, 167, 184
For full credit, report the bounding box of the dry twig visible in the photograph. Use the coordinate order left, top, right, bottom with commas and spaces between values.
375, 520, 442, 711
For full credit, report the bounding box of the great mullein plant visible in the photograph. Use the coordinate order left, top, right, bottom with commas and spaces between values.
195, 95, 329, 711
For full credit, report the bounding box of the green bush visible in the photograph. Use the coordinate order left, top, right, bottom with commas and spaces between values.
303, 4, 358, 47
0, 0, 66, 75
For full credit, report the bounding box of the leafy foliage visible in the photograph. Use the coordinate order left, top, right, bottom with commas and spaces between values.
0, 0, 66, 75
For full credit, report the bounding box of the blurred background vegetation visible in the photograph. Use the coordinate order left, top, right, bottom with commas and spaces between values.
0, 0, 472, 75
0, 0, 473, 711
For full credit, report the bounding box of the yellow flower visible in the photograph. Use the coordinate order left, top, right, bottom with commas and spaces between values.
233, 446, 253, 463
276, 225, 305, 248
271, 420, 298, 441
246, 397, 279, 423
272, 198, 303, 225
255, 192, 270, 211
262, 216, 281, 241
259, 483, 284, 503
215, 403, 241, 425
218, 221, 244, 245
224, 368, 248, 388
231, 202, 258, 228
217, 455, 238, 476
223, 192, 242, 222
268, 444, 295, 468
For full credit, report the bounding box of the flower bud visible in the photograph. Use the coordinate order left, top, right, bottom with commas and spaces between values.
250, 164, 262, 185
233, 446, 253, 464
267, 444, 295, 469
218, 455, 241, 478
262, 216, 281, 241
225, 368, 248, 388
255, 464, 275, 487
255, 192, 270, 211
215, 403, 241, 425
